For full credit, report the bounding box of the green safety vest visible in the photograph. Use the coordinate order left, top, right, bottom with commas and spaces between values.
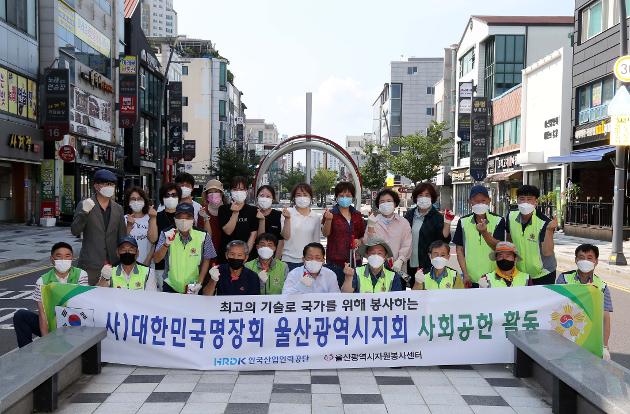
245, 258, 287, 294
356, 266, 395, 293
166, 229, 205, 293
111, 264, 149, 290
561, 271, 606, 293
485, 270, 530, 288
508, 211, 549, 279
41, 267, 82, 285
423, 267, 460, 290
462, 213, 502, 283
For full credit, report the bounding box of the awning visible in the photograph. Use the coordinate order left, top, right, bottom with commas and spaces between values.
484, 170, 522, 182
547, 145, 616, 163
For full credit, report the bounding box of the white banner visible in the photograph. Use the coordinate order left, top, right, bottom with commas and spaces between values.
43, 284, 603, 370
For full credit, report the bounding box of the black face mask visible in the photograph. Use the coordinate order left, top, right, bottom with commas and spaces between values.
227, 258, 245, 270
497, 259, 515, 272
119, 252, 136, 266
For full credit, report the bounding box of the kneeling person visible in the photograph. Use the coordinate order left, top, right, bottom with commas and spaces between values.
479, 242, 531, 288
203, 240, 260, 295
413, 240, 463, 290
13, 242, 89, 347
342, 238, 404, 293
97, 236, 158, 291
282, 242, 340, 294
245, 233, 289, 294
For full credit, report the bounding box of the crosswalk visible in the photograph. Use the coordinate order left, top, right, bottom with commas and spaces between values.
0, 287, 35, 330
0, 290, 33, 300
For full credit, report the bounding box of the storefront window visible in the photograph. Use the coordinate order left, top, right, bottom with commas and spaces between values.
492, 116, 520, 150
454, 183, 472, 216
577, 75, 615, 125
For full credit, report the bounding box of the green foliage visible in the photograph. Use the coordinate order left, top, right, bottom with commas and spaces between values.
208, 146, 260, 188
385, 121, 451, 184
279, 168, 306, 194
312, 168, 338, 204
360, 144, 388, 190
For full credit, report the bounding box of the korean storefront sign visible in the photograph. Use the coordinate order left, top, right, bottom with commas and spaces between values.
469, 97, 489, 181
183, 140, 196, 162
44, 69, 70, 141
119, 56, 138, 128
168, 82, 183, 161
0, 67, 37, 121
457, 82, 473, 141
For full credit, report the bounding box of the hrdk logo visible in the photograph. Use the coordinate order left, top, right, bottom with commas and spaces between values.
55, 306, 95, 328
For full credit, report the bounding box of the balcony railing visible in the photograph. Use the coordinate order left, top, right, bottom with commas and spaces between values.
564, 201, 630, 227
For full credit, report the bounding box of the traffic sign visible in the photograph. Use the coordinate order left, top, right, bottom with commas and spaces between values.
58, 145, 76, 162
614, 55, 630, 82
371, 190, 377, 200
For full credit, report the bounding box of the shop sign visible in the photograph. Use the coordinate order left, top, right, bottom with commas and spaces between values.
58, 145, 76, 162
119, 56, 138, 128
544, 117, 559, 140
74, 12, 111, 57
140, 49, 160, 73
71, 87, 112, 141
62, 175, 75, 215
451, 168, 471, 183
183, 140, 196, 162
80, 70, 113, 94
488, 153, 519, 175
469, 97, 489, 181
1, 67, 38, 122
169, 82, 183, 161
457, 82, 473, 141
44, 68, 70, 141
574, 119, 609, 146
7, 134, 38, 153
610, 115, 630, 146
41, 159, 56, 200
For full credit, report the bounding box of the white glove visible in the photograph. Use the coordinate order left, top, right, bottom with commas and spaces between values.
415, 269, 425, 285
478, 276, 490, 288
367, 215, 377, 227
164, 229, 176, 246
258, 270, 269, 283
301, 275, 314, 287
603, 346, 611, 361
392, 258, 405, 273
82, 198, 95, 213
100, 264, 113, 280
199, 209, 209, 219
187, 283, 202, 294
209, 266, 220, 282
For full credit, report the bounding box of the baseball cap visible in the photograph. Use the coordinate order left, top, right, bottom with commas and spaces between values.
489, 241, 521, 261
175, 202, 195, 216
94, 169, 117, 183
204, 179, 224, 192
358, 237, 394, 258
469, 185, 489, 199
118, 235, 138, 248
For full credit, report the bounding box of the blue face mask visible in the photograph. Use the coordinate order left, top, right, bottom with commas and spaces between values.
337, 197, 353, 208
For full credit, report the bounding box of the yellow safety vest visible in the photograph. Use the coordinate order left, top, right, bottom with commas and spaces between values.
166, 229, 205, 293
484, 270, 530, 288
356, 266, 395, 293
111, 264, 149, 290
423, 267, 461, 290
508, 211, 549, 279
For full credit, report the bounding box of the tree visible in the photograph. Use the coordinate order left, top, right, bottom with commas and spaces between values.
279, 168, 306, 194
386, 121, 451, 184
208, 146, 260, 188
312, 168, 337, 205
360, 143, 388, 191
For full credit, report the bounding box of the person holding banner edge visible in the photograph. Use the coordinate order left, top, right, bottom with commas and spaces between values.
97, 236, 158, 291
203, 240, 261, 295
341, 238, 404, 293
245, 233, 289, 294
283, 242, 340, 294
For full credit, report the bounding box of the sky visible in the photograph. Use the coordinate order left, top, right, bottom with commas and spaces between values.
177, 0, 574, 161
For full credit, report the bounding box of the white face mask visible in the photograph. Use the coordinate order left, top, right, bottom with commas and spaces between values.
304, 260, 323, 274
518, 203, 536, 215
301, 275, 315, 287
295, 196, 311, 208
174, 218, 193, 232
431, 256, 449, 270
231, 190, 247, 203
257, 246, 274, 260
99, 185, 115, 198
471, 203, 489, 215
576, 259, 595, 273
129, 200, 145, 213
164, 197, 178, 210
367, 254, 385, 269
417, 196, 432, 209
180, 187, 193, 198
379, 202, 395, 216
257, 196, 273, 209
54, 259, 72, 273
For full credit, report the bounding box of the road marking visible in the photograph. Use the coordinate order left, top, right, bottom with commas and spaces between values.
0, 308, 27, 325
607, 282, 630, 294
0, 265, 50, 282
0, 291, 33, 300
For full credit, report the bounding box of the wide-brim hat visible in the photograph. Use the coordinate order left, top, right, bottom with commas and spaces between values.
489, 241, 521, 261
358, 237, 393, 258
204, 179, 224, 192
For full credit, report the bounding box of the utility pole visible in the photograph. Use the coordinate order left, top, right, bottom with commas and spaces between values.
306, 92, 312, 183
611, 0, 628, 265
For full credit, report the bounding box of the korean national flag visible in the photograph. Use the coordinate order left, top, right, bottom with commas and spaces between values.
55, 306, 95, 328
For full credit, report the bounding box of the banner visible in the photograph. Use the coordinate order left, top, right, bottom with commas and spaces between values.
42, 285, 603, 371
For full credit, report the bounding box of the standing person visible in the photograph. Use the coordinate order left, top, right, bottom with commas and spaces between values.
147, 183, 181, 289
245, 233, 289, 294
506, 185, 557, 285
478, 242, 531, 288
201, 179, 226, 262
71, 169, 126, 285
174, 172, 202, 222
153, 203, 217, 294
203, 240, 260, 296
322, 182, 366, 286
341, 238, 404, 293
363, 189, 412, 273
124, 186, 156, 266
413, 240, 464, 290
404, 183, 452, 286
454, 185, 505, 287
218, 176, 259, 259
96, 236, 158, 291
282, 242, 340, 294
13, 242, 89, 347
555, 244, 612, 360
281, 183, 322, 271
252, 185, 289, 260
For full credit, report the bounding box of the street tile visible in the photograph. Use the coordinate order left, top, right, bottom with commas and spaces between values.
236, 375, 275, 384
273, 375, 311, 384
132, 368, 170, 375
93, 402, 143, 414
101, 365, 136, 375
372, 368, 411, 376
268, 403, 311, 414
312, 393, 342, 406
270, 393, 311, 403
180, 402, 227, 414
90, 374, 127, 384
420, 392, 467, 406
311, 375, 340, 384
232, 383, 273, 394
343, 404, 388, 414
502, 395, 551, 407
193, 382, 235, 393
342, 394, 384, 404
311, 384, 341, 393
417, 385, 458, 395
454, 385, 499, 396
512, 407, 552, 414
461, 395, 509, 406
225, 403, 270, 414
374, 376, 414, 385
137, 402, 185, 414
439, 365, 474, 370
272, 383, 311, 393
427, 406, 473, 414
145, 391, 191, 402
104, 391, 151, 403
448, 376, 488, 387
76, 383, 120, 393
485, 378, 525, 387
187, 392, 231, 403
340, 383, 381, 394
114, 383, 159, 393
385, 404, 430, 414
154, 382, 196, 392
378, 385, 419, 395
71, 393, 110, 403
199, 374, 238, 383
161, 374, 201, 383
312, 407, 343, 414
124, 375, 165, 383
471, 407, 516, 414
240, 370, 276, 375
381, 392, 424, 405
494, 386, 543, 398
54, 403, 101, 414
229, 391, 271, 403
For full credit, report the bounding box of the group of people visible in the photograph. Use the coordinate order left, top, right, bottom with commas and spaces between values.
12, 169, 612, 359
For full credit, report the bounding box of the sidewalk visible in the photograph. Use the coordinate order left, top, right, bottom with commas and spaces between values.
55, 363, 552, 414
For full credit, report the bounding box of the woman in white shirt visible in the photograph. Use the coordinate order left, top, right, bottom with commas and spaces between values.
124, 186, 155, 266
281, 183, 322, 271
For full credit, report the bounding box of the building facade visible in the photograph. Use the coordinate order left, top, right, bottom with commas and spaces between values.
140, 0, 177, 37
345, 133, 375, 168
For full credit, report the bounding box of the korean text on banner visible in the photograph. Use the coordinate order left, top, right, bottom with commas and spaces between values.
42, 284, 603, 371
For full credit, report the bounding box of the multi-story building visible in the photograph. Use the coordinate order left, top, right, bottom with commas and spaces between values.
0, 0, 41, 222
246, 119, 279, 145
345, 133, 375, 168
451, 15, 573, 216
141, 0, 177, 37
372, 57, 444, 150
